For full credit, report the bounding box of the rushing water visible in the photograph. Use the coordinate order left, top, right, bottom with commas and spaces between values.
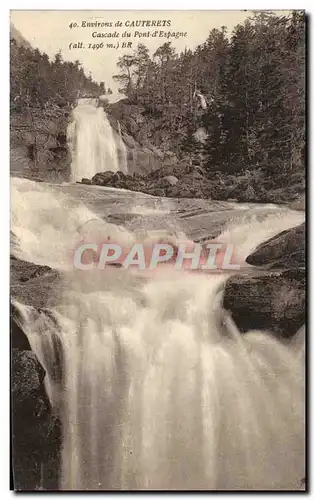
11, 89, 306, 492
11, 175, 305, 491
67, 98, 127, 181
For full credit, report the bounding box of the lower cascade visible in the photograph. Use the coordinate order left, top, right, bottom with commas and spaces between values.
11, 177, 305, 491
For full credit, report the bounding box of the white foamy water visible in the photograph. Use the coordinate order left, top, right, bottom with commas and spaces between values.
11, 177, 305, 491
67, 98, 127, 181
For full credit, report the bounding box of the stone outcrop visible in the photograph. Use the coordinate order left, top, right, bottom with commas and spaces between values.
106, 109, 164, 175
11, 303, 61, 490
10, 107, 71, 182
246, 222, 305, 269
11, 255, 61, 309
224, 220, 305, 339
223, 269, 305, 338
83, 160, 306, 205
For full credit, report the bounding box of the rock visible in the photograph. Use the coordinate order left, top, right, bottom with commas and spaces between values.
11, 348, 60, 490
11, 256, 54, 284
11, 303, 62, 490
289, 193, 305, 211
91, 171, 116, 186
48, 146, 68, 163
268, 249, 305, 270
193, 127, 208, 144
162, 175, 178, 186
11, 256, 61, 309
10, 107, 70, 182
11, 303, 31, 350
223, 269, 305, 338
98, 94, 109, 103
56, 132, 67, 146
246, 222, 305, 268
81, 177, 92, 185
107, 101, 165, 175
11, 230, 19, 251
181, 170, 204, 181
146, 188, 166, 197
165, 185, 180, 198
12, 349, 46, 402
238, 184, 256, 202
111, 171, 126, 183
164, 151, 177, 164
122, 133, 136, 149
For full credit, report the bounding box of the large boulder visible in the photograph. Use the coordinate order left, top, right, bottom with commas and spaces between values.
81, 177, 92, 185
91, 171, 116, 186
145, 187, 166, 197
11, 301, 62, 490
289, 193, 305, 211
12, 349, 47, 413
106, 105, 165, 175
11, 256, 60, 309
10, 107, 70, 182
11, 304, 31, 350
11, 347, 61, 490
246, 222, 305, 268
11, 255, 53, 283
223, 269, 305, 338
162, 175, 178, 186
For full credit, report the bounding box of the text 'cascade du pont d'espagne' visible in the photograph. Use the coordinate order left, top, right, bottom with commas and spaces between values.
68, 18, 188, 50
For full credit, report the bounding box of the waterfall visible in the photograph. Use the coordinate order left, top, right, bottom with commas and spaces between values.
11, 177, 305, 491
116, 119, 128, 174
67, 98, 127, 182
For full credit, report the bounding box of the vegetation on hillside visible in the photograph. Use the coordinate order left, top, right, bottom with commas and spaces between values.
10, 33, 104, 179
10, 38, 101, 109
113, 11, 305, 185
10, 11, 305, 200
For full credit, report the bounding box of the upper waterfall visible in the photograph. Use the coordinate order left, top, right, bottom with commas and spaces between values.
67, 98, 127, 182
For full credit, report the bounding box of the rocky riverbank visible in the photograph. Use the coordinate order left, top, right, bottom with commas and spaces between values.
224, 222, 305, 338
81, 164, 305, 206
11, 302, 61, 490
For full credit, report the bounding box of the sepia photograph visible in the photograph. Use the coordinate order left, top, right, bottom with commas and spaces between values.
10, 9, 305, 491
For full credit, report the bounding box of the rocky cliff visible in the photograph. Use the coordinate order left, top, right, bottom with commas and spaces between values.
10, 107, 70, 182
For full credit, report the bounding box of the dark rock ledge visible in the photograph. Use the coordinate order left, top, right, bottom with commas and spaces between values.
11, 300, 61, 490
223, 222, 305, 339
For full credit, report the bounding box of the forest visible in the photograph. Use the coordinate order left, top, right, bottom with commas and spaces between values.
10, 39, 101, 109
10, 11, 305, 200
112, 11, 305, 180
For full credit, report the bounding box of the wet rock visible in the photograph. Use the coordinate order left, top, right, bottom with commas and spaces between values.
162, 175, 178, 186
86, 161, 303, 204
268, 249, 305, 270
146, 188, 166, 197
289, 193, 305, 211
11, 304, 31, 350
223, 269, 305, 338
11, 256, 54, 284
48, 146, 68, 162
92, 171, 116, 186
11, 256, 61, 309
11, 348, 60, 490
181, 170, 204, 182
81, 177, 92, 185
11, 302, 62, 490
56, 132, 67, 146
238, 184, 256, 202
12, 349, 46, 403
246, 222, 305, 268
